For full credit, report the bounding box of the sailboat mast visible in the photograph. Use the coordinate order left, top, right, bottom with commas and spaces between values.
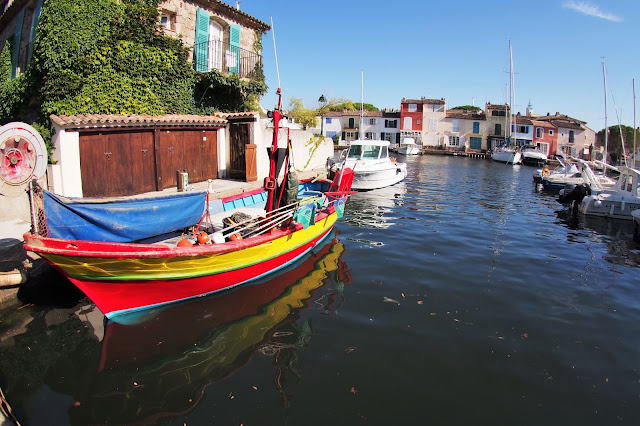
634, 79, 637, 167
509, 40, 515, 144
360, 70, 364, 140
603, 61, 608, 164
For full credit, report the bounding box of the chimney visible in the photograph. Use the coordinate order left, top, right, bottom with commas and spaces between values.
236, 1, 241, 10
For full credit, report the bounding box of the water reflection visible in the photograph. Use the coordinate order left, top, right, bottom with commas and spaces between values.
342, 182, 406, 230
1, 235, 351, 425
555, 208, 640, 268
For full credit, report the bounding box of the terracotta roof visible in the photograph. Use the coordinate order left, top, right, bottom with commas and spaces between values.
514, 116, 533, 125
204, 0, 270, 32
401, 98, 446, 105
326, 110, 383, 117
535, 113, 586, 129
530, 120, 556, 129
486, 103, 510, 110
446, 110, 486, 120
50, 114, 228, 129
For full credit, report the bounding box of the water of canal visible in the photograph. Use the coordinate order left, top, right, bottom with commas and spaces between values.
1, 154, 640, 425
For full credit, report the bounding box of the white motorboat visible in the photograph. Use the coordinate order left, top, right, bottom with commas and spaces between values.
491, 145, 522, 164
336, 139, 407, 190
520, 145, 547, 167
577, 165, 640, 220
632, 209, 640, 241
398, 138, 421, 156
537, 159, 617, 193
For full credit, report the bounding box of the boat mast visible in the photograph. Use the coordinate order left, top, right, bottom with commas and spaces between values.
602, 61, 608, 164
265, 18, 282, 214
634, 79, 637, 167
360, 70, 364, 140
509, 40, 515, 146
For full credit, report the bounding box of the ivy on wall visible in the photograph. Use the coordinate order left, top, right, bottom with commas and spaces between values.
0, 0, 267, 158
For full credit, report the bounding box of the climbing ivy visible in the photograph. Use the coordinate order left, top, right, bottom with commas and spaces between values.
302, 135, 325, 170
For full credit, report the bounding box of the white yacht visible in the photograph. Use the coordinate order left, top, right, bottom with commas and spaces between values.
335, 140, 407, 190
578, 165, 640, 220
520, 145, 547, 167
491, 145, 522, 164
397, 138, 421, 156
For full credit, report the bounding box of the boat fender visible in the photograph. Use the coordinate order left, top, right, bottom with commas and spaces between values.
212, 231, 225, 244
177, 238, 193, 247
197, 231, 210, 245
229, 233, 243, 242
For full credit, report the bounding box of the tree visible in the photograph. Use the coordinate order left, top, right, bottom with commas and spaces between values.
595, 125, 640, 160
288, 98, 318, 130
450, 105, 481, 111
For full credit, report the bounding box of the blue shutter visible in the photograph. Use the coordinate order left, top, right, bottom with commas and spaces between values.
228, 24, 241, 74
194, 9, 209, 72
473, 121, 479, 133
11, 9, 25, 79
27, 0, 44, 64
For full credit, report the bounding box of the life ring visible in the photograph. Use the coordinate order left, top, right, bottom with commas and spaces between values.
541, 169, 550, 177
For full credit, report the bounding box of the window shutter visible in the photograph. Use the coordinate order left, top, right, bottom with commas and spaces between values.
228, 24, 241, 74
11, 9, 24, 79
26, 0, 44, 64
194, 9, 209, 72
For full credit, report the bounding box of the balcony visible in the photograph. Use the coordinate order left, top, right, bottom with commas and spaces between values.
193, 39, 262, 79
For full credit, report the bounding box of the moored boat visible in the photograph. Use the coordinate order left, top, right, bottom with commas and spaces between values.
491, 145, 522, 164
334, 139, 407, 190
520, 145, 547, 167
23, 89, 355, 319
397, 137, 421, 155
577, 165, 640, 220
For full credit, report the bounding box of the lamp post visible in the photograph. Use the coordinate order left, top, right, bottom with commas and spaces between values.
318, 94, 327, 136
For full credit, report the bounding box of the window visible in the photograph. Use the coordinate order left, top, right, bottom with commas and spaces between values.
429, 117, 437, 131
382, 133, 393, 142
492, 110, 506, 117
495, 123, 502, 135
569, 130, 575, 143
385, 119, 397, 128
451, 120, 459, 132
325, 118, 332, 124
417, 120, 421, 125
427, 104, 443, 112
536, 128, 543, 138
549, 130, 554, 136
347, 144, 363, 158
160, 12, 174, 30
473, 122, 480, 134
369, 118, 376, 125
348, 118, 356, 128
403, 117, 412, 130
365, 132, 376, 139
408, 104, 417, 112
362, 145, 381, 159
517, 125, 528, 133
449, 136, 460, 146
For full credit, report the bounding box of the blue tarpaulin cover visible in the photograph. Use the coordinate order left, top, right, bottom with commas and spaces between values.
43, 191, 207, 243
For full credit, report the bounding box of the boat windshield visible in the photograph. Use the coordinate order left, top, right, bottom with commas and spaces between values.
362, 145, 381, 159
347, 145, 363, 159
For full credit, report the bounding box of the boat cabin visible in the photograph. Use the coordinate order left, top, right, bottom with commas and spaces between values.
347, 140, 391, 161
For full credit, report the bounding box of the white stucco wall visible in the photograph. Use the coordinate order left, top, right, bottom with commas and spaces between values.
50, 127, 83, 197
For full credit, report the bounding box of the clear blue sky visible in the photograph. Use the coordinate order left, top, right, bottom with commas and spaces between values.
240, 0, 639, 132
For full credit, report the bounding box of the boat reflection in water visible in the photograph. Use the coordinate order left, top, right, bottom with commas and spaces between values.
72, 234, 351, 425
556, 208, 640, 268
342, 182, 406, 231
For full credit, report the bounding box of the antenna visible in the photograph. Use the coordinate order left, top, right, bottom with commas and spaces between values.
270, 17, 281, 91
360, 70, 364, 140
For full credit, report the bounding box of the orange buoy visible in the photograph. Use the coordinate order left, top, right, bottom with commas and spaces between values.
229, 233, 243, 241
177, 238, 193, 247
197, 231, 210, 244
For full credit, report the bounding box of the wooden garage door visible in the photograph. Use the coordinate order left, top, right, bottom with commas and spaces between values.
158, 129, 218, 189
80, 131, 155, 197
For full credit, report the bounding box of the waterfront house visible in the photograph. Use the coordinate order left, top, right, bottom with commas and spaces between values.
530, 119, 557, 158
380, 109, 401, 146
534, 113, 595, 158
158, 0, 269, 78
443, 109, 487, 152
485, 103, 510, 151
512, 114, 534, 146
400, 98, 424, 146
320, 111, 344, 143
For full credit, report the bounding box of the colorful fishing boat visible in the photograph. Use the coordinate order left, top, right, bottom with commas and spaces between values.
23, 88, 354, 319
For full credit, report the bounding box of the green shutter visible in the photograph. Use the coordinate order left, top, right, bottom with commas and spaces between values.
194, 8, 209, 72
11, 9, 25, 79
228, 24, 240, 74
27, 0, 44, 64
